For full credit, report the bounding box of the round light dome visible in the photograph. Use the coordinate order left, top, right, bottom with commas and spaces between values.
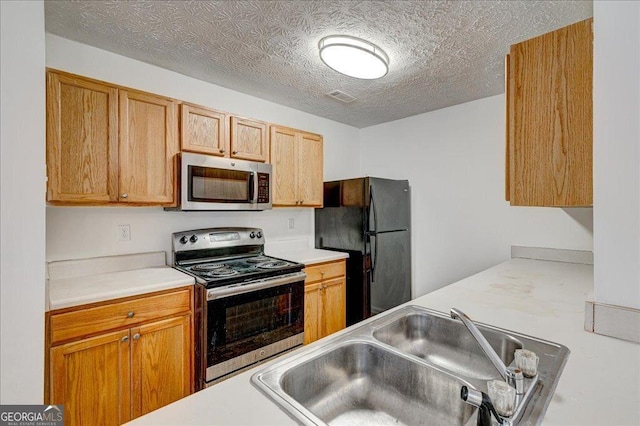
319, 35, 389, 80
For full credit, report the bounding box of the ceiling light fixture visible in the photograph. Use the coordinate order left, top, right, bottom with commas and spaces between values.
319, 35, 389, 80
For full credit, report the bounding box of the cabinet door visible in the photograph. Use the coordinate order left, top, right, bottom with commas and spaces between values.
230, 116, 268, 162
509, 18, 592, 206
181, 103, 228, 156
130, 315, 192, 419
46, 71, 118, 203
321, 277, 346, 338
303, 282, 321, 345
119, 90, 178, 204
270, 126, 298, 206
297, 133, 323, 207
50, 330, 131, 426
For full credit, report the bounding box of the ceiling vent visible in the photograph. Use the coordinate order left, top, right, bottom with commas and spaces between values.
327, 90, 357, 104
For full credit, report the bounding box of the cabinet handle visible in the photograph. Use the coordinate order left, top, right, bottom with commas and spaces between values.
132, 333, 140, 340
300, 200, 304, 205
121, 336, 129, 343
219, 149, 225, 154
121, 193, 128, 199
320, 271, 325, 276
126, 311, 135, 318
232, 151, 238, 155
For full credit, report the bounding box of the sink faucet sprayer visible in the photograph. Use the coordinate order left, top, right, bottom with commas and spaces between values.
451, 308, 524, 426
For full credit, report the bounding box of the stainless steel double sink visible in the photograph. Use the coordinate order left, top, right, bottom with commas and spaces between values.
251, 305, 570, 425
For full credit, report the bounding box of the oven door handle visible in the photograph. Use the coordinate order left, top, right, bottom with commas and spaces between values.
206, 271, 306, 300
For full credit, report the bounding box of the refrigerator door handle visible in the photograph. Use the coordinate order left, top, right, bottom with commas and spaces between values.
369, 186, 378, 282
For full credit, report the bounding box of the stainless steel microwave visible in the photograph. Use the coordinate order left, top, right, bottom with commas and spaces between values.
177, 152, 272, 211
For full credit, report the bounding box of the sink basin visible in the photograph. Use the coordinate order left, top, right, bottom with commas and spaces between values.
278, 341, 475, 426
252, 306, 570, 426
372, 313, 523, 380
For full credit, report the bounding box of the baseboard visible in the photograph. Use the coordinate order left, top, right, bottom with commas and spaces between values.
584, 300, 640, 343
511, 246, 594, 265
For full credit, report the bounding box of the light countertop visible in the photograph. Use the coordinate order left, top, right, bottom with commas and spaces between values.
126, 257, 640, 426
269, 248, 349, 265
46, 252, 194, 311
265, 238, 349, 265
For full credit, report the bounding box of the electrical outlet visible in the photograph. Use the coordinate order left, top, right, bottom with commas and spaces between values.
288, 218, 295, 230
118, 224, 131, 241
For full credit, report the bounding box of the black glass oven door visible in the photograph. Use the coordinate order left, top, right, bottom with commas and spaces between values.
206, 282, 304, 369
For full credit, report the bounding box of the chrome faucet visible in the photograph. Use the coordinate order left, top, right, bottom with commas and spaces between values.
451, 308, 524, 395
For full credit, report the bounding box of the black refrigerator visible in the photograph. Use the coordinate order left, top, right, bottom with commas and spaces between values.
315, 177, 411, 326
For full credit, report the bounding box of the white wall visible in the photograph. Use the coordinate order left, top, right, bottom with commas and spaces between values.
593, 1, 640, 310
360, 94, 594, 297
45, 34, 360, 261
0, 1, 46, 403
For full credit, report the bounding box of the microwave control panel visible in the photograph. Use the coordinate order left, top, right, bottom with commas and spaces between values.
257, 173, 270, 203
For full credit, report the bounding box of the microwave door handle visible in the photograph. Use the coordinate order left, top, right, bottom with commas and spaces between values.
249, 172, 256, 202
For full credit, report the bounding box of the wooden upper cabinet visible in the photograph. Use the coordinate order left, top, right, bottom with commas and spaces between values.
180, 103, 228, 156
46, 72, 118, 203
230, 116, 268, 162
507, 18, 593, 206
119, 90, 178, 204
297, 133, 323, 207
270, 125, 323, 207
46, 70, 178, 206
270, 126, 298, 205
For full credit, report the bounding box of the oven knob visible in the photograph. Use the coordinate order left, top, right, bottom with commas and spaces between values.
190, 235, 198, 243
179, 236, 188, 244
256, 231, 262, 239
250, 231, 256, 238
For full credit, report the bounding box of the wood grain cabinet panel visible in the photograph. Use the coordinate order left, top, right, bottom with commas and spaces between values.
507, 18, 593, 206
230, 116, 268, 162
303, 282, 321, 345
270, 125, 323, 207
270, 127, 298, 205
131, 315, 192, 418
46, 70, 178, 206
119, 90, 178, 204
47, 287, 193, 424
321, 277, 347, 337
180, 103, 228, 156
303, 260, 346, 345
50, 329, 131, 426
46, 72, 118, 203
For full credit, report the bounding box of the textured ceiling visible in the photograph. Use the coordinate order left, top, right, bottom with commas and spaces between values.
45, 1, 593, 128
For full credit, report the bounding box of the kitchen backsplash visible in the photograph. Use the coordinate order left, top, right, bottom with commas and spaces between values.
46, 206, 314, 262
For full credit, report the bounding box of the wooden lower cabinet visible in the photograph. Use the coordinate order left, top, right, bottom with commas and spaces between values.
131, 316, 191, 418
304, 260, 346, 345
51, 329, 131, 425
47, 288, 193, 425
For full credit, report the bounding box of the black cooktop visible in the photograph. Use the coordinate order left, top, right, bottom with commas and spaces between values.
175, 255, 304, 288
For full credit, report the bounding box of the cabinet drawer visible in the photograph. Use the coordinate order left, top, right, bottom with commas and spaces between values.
304, 260, 345, 284
50, 288, 191, 344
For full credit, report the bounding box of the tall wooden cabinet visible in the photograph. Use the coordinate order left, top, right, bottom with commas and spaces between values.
270, 125, 323, 207
506, 18, 593, 206
46, 70, 178, 206
47, 287, 193, 425
303, 260, 346, 345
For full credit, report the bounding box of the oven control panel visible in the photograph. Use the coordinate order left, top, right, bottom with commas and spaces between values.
257, 173, 270, 204
172, 227, 265, 253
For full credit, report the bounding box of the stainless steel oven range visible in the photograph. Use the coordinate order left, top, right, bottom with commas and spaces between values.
172, 227, 305, 389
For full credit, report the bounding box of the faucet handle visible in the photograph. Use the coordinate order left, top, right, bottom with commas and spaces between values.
506, 367, 525, 395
